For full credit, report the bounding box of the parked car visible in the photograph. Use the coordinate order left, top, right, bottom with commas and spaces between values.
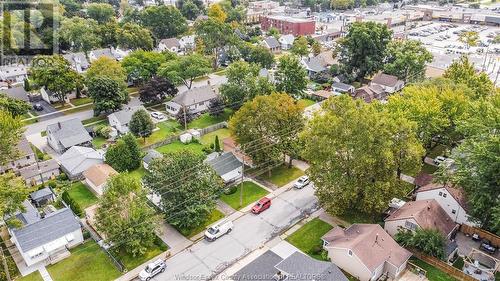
150, 111, 165, 119
294, 176, 310, 189
33, 103, 43, 111
251, 197, 271, 214
433, 156, 447, 165
204, 220, 233, 241
139, 259, 166, 281
479, 239, 497, 254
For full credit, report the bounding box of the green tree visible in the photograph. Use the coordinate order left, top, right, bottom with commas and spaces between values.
458, 31, 479, 49
158, 53, 211, 89
229, 93, 305, 167
180, 0, 202, 20
85, 56, 127, 88
122, 50, 168, 84
144, 151, 224, 229
246, 44, 274, 69
195, 18, 236, 69
140, 5, 187, 39
443, 56, 494, 98
30, 55, 79, 103
105, 133, 142, 172
384, 40, 433, 83
117, 22, 154, 50
60, 0, 82, 17
291, 36, 309, 57
275, 55, 307, 98
339, 21, 392, 80
0, 172, 29, 219
207, 3, 227, 23
129, 109, 155, 141
59, 17, 101, 52
0, 111, 23, 165
86, 3, 115, 24
395, 228, 446, 259
97, 20, 119, 48
267, 27, 280, 38
301, 95, 423, 216
87, 76, 127, 115
96, 173, 160, 257
214, 135, 220, 152
331, 0, 354, 9
0, 94, 31, 117
311, 40, 321, 56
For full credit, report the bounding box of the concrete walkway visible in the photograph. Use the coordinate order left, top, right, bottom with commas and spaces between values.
39, 267, 53, 281
156, 223, 192, 254
216, 199, 236, 216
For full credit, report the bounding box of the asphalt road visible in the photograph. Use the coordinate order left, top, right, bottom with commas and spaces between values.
151, 184, 318, 281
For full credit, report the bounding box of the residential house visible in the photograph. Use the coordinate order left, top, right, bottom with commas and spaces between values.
279, 34, 295, 50
107, 106, 147, 134
18, 159, 60, 186
89, 47, 128, 62
0, 136, 36, 173
0, 64, 27, 83
83, 163, 117, 196
206, 152, 243, 184
331, 82, 355, 94
29, 187, 56, 207
46, 118, 92, 154
0, 87, 30, 102
315, 50, 336, 66
415, 183, 476, 226
158, 38, 181, 53
301, 51, 336, 77
59, 146, 104, 180
165, 85, 218, 116
223, 137, 253, 167
312, 90, 334, 101
8, 204, 83, 267
370, 72, 405, 94
179, 35, 195, 52
40, 87, 76, 104
62, 52, 90, 73
351, 84, 388, 103
143, 149, 163, 171
262, 37, 281, 54
321, 224, 412, 281
384, 199, 459, 239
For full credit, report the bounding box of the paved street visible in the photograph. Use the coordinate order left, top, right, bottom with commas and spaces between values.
150, 183, 317, 281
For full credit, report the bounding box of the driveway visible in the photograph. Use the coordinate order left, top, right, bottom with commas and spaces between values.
31, 100, 62, 121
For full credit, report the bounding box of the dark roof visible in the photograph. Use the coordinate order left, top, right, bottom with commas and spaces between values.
0, 87, 29, 102
19, 159, 59, 179
46, 118, 92, 149
207, 152, 242, 176
108, 106, 146, 125
352, 85, 387, 103
160, 38, 180, 49
29, 187, 54, 201
264, 37, 280, 49
275, 251, 349, 281
233, 250, 283, 280
371, 72, 401, 87
332, 82, 354, 92
143, 149, 163, 164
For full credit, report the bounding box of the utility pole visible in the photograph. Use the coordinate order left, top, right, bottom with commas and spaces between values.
1, 249, 11, 281
182, 105, 187, 131
239, 144, 245, 208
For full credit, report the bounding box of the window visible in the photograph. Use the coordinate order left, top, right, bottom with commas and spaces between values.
438, 191, 443, 196
452, 209, 456, 214
405, 221, 418, 231
348, 250, 353, 256
443, 193, 447, 198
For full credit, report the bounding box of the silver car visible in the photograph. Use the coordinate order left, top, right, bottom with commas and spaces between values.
294, 176, 310, 189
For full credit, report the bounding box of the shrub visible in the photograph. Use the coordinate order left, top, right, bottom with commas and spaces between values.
57, 173, 68, 181
95, 124, 112, 138
310, 245, 323, 255
62, 191, 83, 217
223, 185, 237, 195
352, 81, 361, 88
47, 181, 57, 189
395, 228, 446, 259
83, 230, 92, 240
202, 145, 213, 154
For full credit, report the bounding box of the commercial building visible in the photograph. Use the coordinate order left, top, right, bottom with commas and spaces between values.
260, 15, 316, 36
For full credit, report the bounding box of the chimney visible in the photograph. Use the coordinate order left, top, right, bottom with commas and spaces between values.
58, 122, 61, 129
375, 233, 379, 243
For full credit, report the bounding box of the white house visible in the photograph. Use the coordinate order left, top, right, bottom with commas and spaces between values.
158, 38, 181, 53
206, 152, 243, 184
59, 146, 104, 180
9, 204, 83, 267
370, 72, 405, 94
179, 35, 195, 52
279, 34, 295, 50
0, 64, 27, 83
331, 82, 355, 94
165, 85, 218, 116
62, 52, 90, 73
107, 106, 147, 134
40, 87, 76, 104
321, 224, 411, 281
46, 118, 92, 154
82, 163, 117, 196
0, 136, 36, 173
415, 183, 476, 227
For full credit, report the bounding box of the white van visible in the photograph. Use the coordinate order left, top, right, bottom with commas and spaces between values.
204, 220, 233, 241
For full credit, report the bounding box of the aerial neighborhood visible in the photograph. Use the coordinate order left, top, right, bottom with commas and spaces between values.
0, 0, 499, 280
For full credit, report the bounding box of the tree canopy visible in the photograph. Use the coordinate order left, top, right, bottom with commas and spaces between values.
122, 50, 168, 84
139, 76, 178, 104
86, 3, 115, 24
87, 76, 127, 115
116, 22, 154, 51
0, 94, 31, 117
158, 53, 211, 89
140, 5, 187, 39
105, 133, 142, 172
291, 36, 309, 57
275, 55, 307, 98
85, 56, 127, 88
384, 40, 433, 83
443, 56, 494, 98
59, 17, 101, 52
194, 18, 236, 68
129, 109, 155, 141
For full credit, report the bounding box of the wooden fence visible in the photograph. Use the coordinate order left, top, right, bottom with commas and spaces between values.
460, 224, 500, 247
410, 250, 476, 281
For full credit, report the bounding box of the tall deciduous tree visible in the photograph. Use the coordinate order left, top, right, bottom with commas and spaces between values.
246, 44, 274, 69
458, 31, 479, 49
229, 93, 305, 168
86, 3, 115, 23
105, 133, 142, 172
129, 109, 155, 141
87, 76, 127, 115
139, 76, 178, 104
443, 56, 494, 98
144, 151, 224, 229
0, 94, 31, 117
0, 172, 29, 226
0, 111, 23, 166
96, 173, 160, 257
122, 50, 168, 84
117, 22, 154, 51
140, 5, 187, 39
59, 17, 101, 52
85, 56, 127, 88
339, 21, 392, 81
177, 0, 205, 20
275, 55, 307, 98
291, 36, 309, 58
195, 18, 236, 68
384, 40, 433, 83
158, 53, 211, 89
207, 3, 227, 23
301, 95, 423, 216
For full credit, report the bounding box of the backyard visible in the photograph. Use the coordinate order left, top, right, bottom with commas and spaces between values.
128, 167, 147, 183
260, 165, 305, 187
155, 141, 205, 155
67, 182, 98, 209
140, 120, 181, 147
114, 237, 168, 271
92, 136, 107, 149
409, 257, 457, 281
200, 128, 231, 146
177, 209, 225, 238
188, 109, 233, 129
297, 98, 316, 108
219, 181, 269, 210
70, 97, 93, 106
17, 272, 43, 281
46, 241, 122, 281
285, 218, 333, 261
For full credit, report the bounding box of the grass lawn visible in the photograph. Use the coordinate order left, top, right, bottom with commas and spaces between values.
31, 144, 51, 161
67, 181, 98, 209
260, 165, 305, 187
427, 144, 450, 159
128, 167, 147, 182
70, 97, 93, 106
17, 271, 44, 281
92, 136, 107, 149
297, 98, 316, 108
22, 117, 39, 125
177, 209, 225, 238
139, 120, 181, 147
155, 141, 204, 155
421, 163, 438, 174
114, 237, 168, 271
409, 257, 457, 281
52, 102, 73, 110
200, 128, 231, 146
82, 115, 107, 125
285, 218, 333, 261
47, 241, 121, 281
188, 109, 233, 129
220, 181, 269, 210
62, 103, 93, 115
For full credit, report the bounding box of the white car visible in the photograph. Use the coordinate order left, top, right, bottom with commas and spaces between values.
139, 259, 166, 281
150, 111, 165, 120
294, 176, 310, 189
204, 220, 233, 241
433, 156, 448, 166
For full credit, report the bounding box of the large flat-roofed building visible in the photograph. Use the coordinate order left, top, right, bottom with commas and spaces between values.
260, 15, 316, 36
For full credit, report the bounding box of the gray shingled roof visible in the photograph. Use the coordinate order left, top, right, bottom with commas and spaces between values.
233, 250, 283, 280
108, 106, 146, 125
46, 118, 92, 149
30, 187, 54, 201
172, 85, 218, 107
264, 37, 280, 49
91, 48, 114, 60
19, 159, 59, 179
0, 87, 30, 102
143, 149, 163, 164
207, 152, 242, 177
303, 56, 327, 73
275, 252, 349, 281
332, 82, 353, 92
15, 200, 40, 225
160, 38, 181, 49
12, 208, 80, 252
17, 136, 34, 157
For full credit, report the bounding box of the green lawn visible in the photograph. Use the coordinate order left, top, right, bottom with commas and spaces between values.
421, 163, 438, 174
62, 104, 94, 115
409, 257, 457, 281
285, 218, 333, 261
17, 271, 44, 281
82, 115, 107, 125
188, 109, 233, 129
140, 120, 181, 147
70, 97, 93, 106
427, 144, 450, 159
155, 141, 204, 155
200, 128, 231, 146
337, 209, 384, 225
22, 117, 39, 125
92, 136, 107, 149
67, 182, 98, 209
47, 241, 121, 281
297, 98, 316, 108
114, 237, 168, 271
128, 167, 147, 182
220, 181, 269, 210
31, 144, 51, 161
260, 165, 305, 187
177, 209, 225, 238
